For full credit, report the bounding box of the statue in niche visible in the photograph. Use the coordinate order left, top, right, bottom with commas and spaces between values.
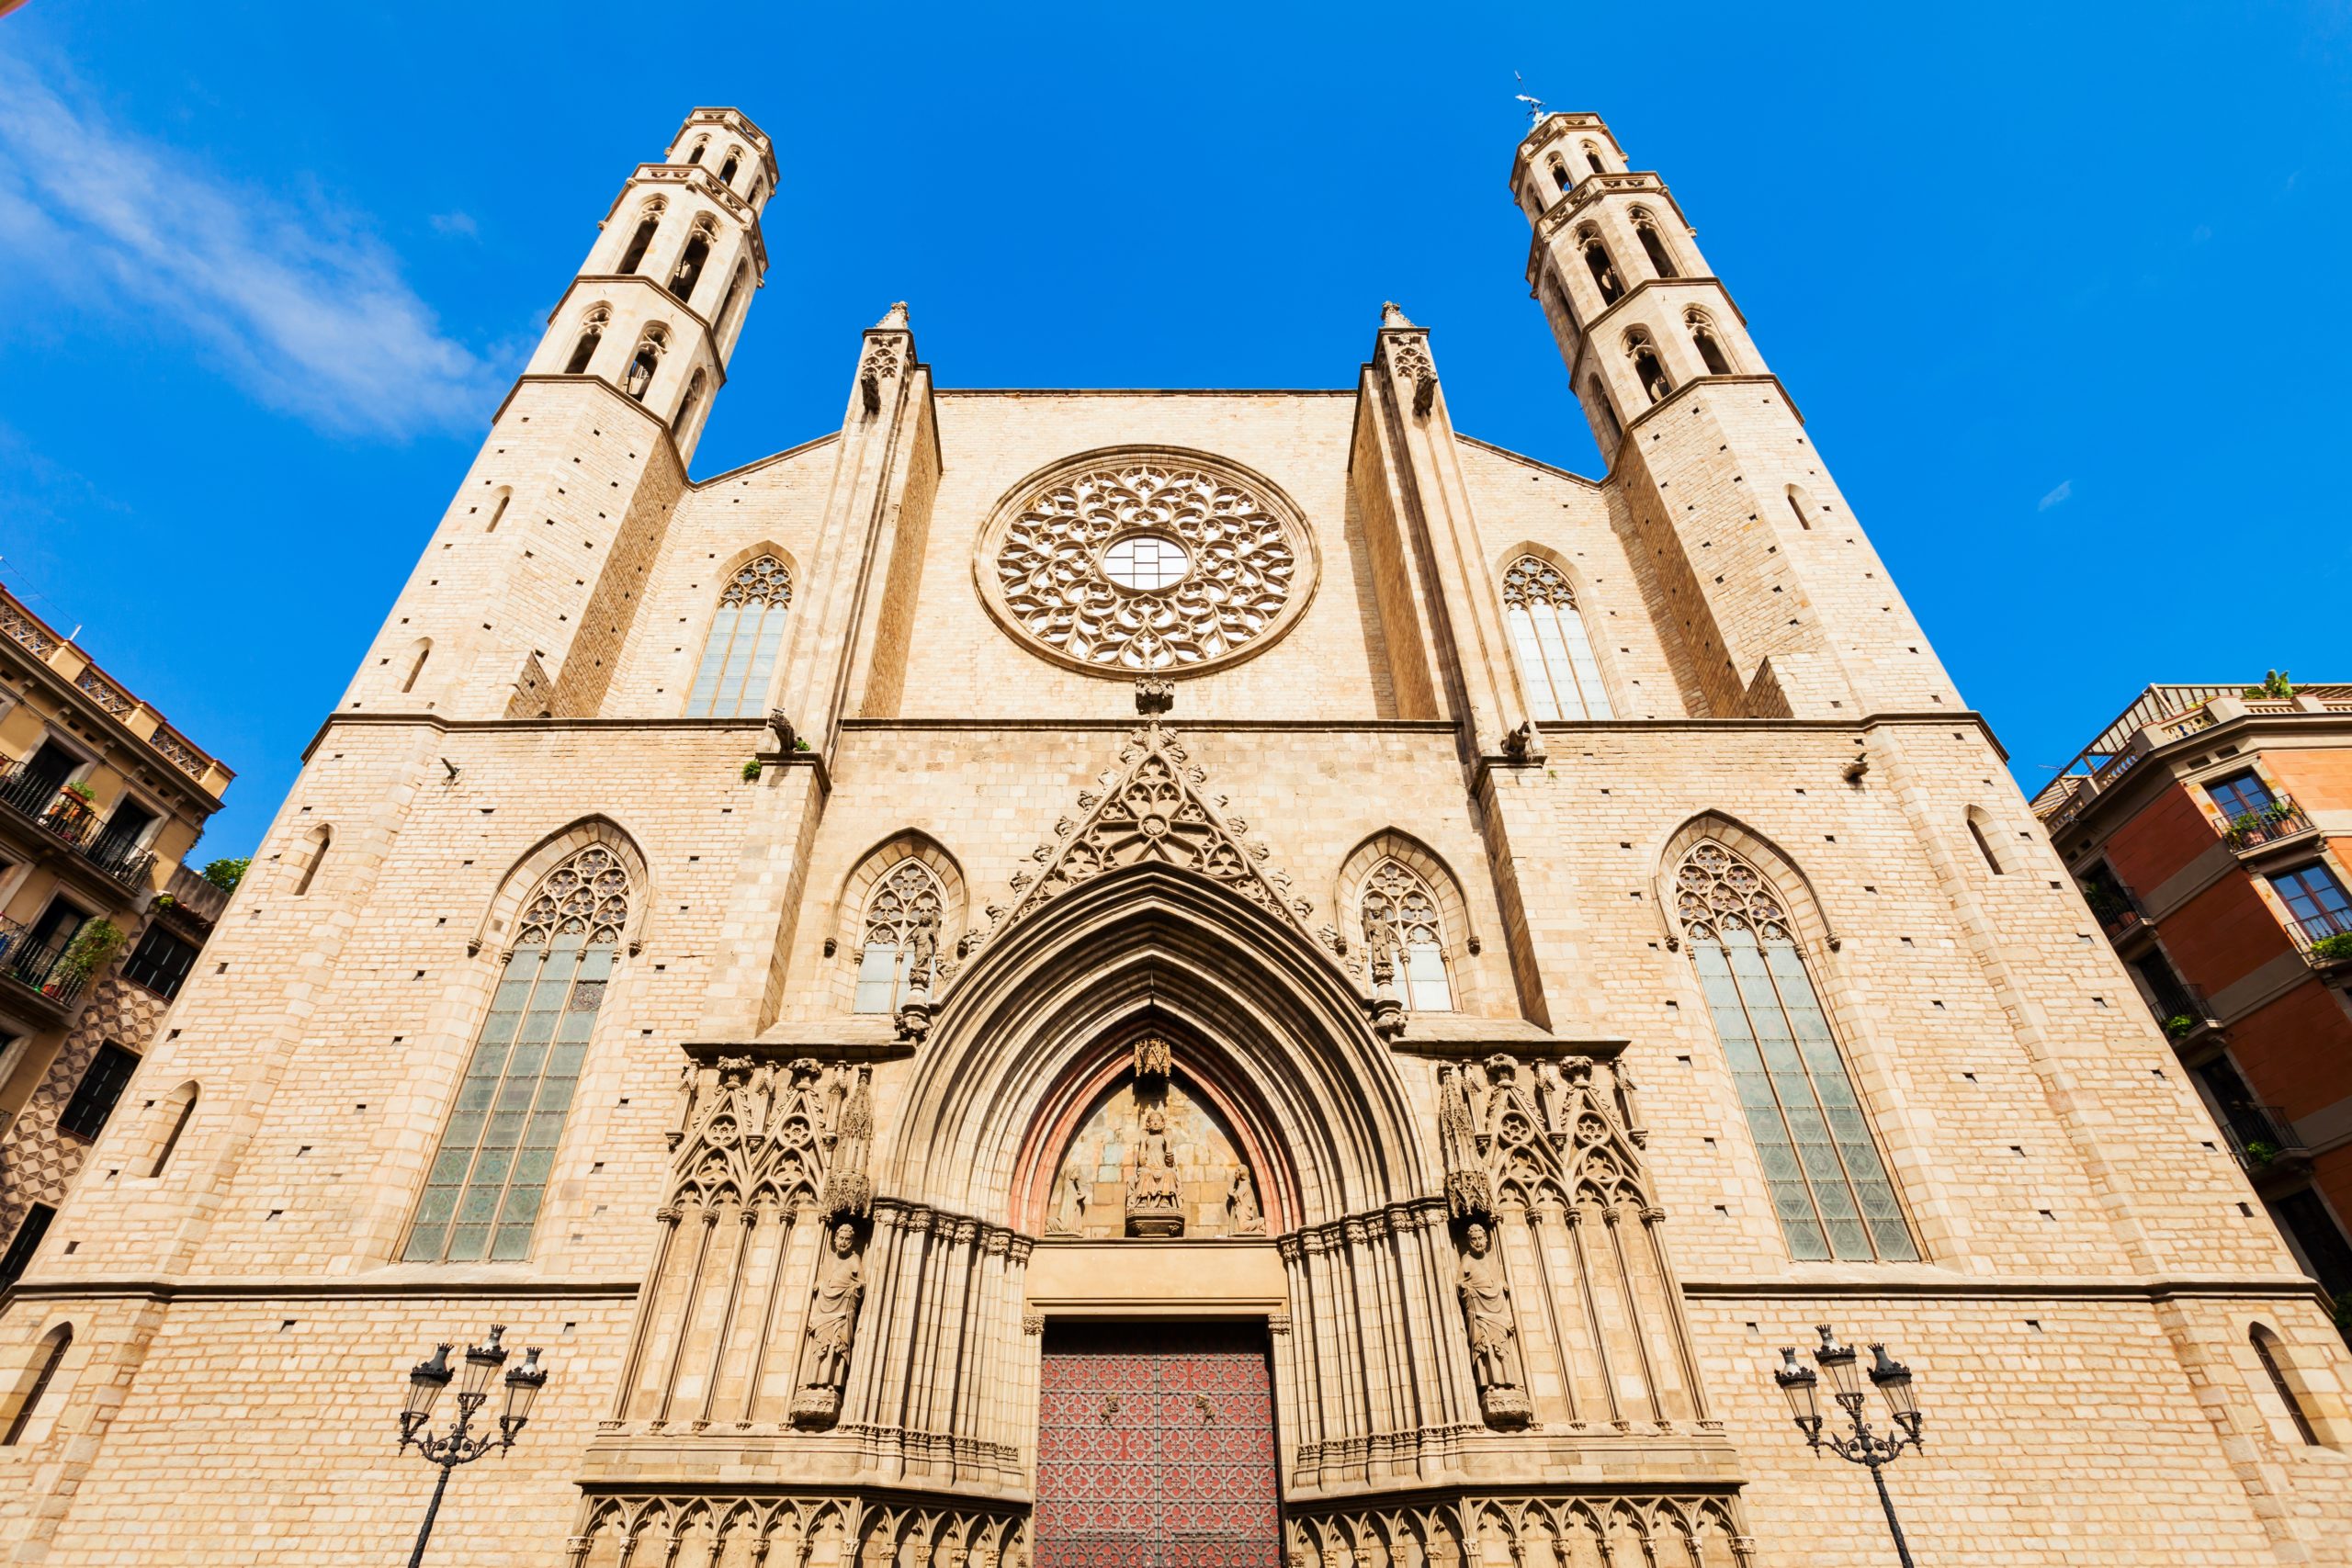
1227, 1166, 1264, 1235
1456, 1221, 1532, 1428
1048, 1167, 1089, 1236
1125, 1102, 1185, 1237
790, 1221, 865, 1427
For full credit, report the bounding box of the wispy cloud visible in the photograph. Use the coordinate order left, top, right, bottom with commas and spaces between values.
429, 210, 480, 240
0, 53, 499, 437
2037, 479, 2074, 512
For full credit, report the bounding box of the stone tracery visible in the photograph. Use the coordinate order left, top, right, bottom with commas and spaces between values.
986, 457, 1308, 673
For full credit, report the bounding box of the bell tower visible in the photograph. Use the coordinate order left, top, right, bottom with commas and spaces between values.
341, 107, 774, 721
1511, 112, 1957, 720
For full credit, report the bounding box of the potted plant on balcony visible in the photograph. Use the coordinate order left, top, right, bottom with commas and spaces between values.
2163, 1013, 2197, 1040
2312, 933, 2352, 964
2242, 1138, 2280, 1168
48, 918, 125, 997
2224, 811, 2266, 849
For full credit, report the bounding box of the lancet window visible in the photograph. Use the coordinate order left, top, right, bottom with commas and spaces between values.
563, 306, 607, 375
1361, 859, 1453, 1010
1502, 557, 1612, 721
616, 201, 662, 274
673, 368, 707, 436
1675, 840, 1916, 1262
1687, 309, 1733, 375
1547, 152, 1572, 197
1627, 330, 1673, 403
684, 555, 791, 717
623, 326, 667, 402
668, 217, 715, 303
1578, 228, 1625, 304
1632, 208, 1679, 278
402, 843, 630, 1264
853, 860, 944, 1012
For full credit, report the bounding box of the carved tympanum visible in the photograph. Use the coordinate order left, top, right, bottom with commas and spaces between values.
1125, 1102, 1186, 1238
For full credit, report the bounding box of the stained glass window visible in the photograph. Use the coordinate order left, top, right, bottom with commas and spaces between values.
403, 844, 628, 1264
1361, 859, 1453, 1011
1502, 558, 1613, 722
685, 556, 791, 718
853, 861, 943, 1013
1676, 840, 1915, 1262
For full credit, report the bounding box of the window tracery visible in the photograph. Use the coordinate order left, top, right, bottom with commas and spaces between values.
1674, 840, 1913, 1262
564, 305, 608, 375
985, 457, 1309, 675
624, 325, 668, 401
1686, 309, 1732, 375
1502, 557, 1613, 721
854, 860, 944, 1013
1626, 330, 1672, 404
404, 843, 631, 1264
685, 555, 792, 717
1360, 859, 1453, 1010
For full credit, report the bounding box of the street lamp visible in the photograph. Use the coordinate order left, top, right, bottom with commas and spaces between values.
1772, 1325, 1924, 1567
396, 1325, 550, 1568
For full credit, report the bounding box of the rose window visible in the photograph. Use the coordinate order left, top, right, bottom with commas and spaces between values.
980, 454, 1315, 674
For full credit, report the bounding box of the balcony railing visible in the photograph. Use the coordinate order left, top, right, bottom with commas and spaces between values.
2083, 880, 2151, 942
2218, 1102, 2311, 1177
2222, 795, 2316, 852
0, 915, 83, 1008
2291, 908, 2352, 971
0, 761, 156, 889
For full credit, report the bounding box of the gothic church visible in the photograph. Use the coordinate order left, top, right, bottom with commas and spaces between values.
3, 107, 2348, 1567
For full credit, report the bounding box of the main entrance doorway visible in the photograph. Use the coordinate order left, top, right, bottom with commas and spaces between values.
1035, 1321, 1281, 1567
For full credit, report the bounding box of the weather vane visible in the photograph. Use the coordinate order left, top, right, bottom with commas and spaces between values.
1513, 72, 1546, 125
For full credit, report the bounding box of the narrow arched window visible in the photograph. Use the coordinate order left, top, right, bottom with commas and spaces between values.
1787, 483, 1818, 531
1502, 557, 1613, 721
616, 204, 662, 275
854, 860, 944, 1012
1582, 141, 1606, 175
402, 843, 630, 1264
623, 328, 666, 402
1676, 840, 1916, 1262
716, 265, 750, 339
563, 306, 607, 376
685, 555, 792, 717
1, 1327, 70, 1447
1633, 209, 1679, 278
1966, 813, 2005, 875
147, 1083, 198, 1177
1627, 331, 1672, 404
1687, 310, 1732, 375
672, 369, 707, 436
686, 138, 707, 166
668, 218, 714, 303
1548, 153, 1572, 197
2252, 1325, 2322, 1445
400, 638, 431, 694
745, 178, 764, 207
482, 487, 511, 534
1361, 859, 1453, 1010
292, 823, 332, 897
718, 149, 741, 186
1588, 375, 1623, 450
1579, 230, 1624, 304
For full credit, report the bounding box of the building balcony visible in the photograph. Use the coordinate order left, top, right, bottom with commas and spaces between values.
2085, 882, 2156, 953
2219, 1102, 2313, 1190
2222, 795, 2320, 859
0, 914, 85, 1017
2155, 984, 2226, 1058
2291, 908, 2352, 983
0, 761, 157, 892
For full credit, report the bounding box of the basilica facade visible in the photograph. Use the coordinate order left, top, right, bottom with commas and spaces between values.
1, 107, 2347, 1566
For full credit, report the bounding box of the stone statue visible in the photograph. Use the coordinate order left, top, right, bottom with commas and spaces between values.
1227, 1166, 1264, 1235
1456, 1221, 1532, 1427
790, 1222, 865, 1427
1049, 1167, 1088, 1235
1125, 1102, 1185, 1237
907, 908, 939, 992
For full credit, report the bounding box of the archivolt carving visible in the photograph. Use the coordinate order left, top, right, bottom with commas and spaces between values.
980, 452, 1314, 675
1286, 1493, 1758, 1568
567, 1494, 1026, 1568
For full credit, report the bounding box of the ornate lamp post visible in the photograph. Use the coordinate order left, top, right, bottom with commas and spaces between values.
1773, 1325, 1925, 1567
396, 1324, 550, 1568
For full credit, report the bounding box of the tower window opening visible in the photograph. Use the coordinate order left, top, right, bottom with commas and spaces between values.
1503, 556, 1613, 721
668, 219, 714, 304
686, 555, 792, 717
2252, 1326, 2323, 1445
1633, 209, 1679, 278
686, 138, 707, 166
562, 307, 608, 376
673, 368, 707, 436
718, 149, 741, 186
1966, 813, 2005, 875
1, 1325, 71, 1448
1626, 331, 1672, 404
624, 328, 667, 402
1786, 483, 1818, 531
483, 488, 511, 534
1588, 375, 1622, 450
400, 637, 432, 694
853, 861, 944, 1014
716, 265, 750, 340
1548, 153, 1572, 198
1360, 859, 1454, 1011
1579, 231, 1625, 305
1687, 310, 1733, 375
1582, 141, 1606, 175
616, 203, 663, 275
293, 823, 333, 897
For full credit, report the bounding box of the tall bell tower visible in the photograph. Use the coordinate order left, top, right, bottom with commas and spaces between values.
341, 107, 775, 721
1511, 112, 1957, 720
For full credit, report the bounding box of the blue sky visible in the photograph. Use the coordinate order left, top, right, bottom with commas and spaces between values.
4, 2, 2347, 856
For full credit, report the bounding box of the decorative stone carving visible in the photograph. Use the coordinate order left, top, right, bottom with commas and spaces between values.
567, 1493, 1027, 1568
1047, 1168, 1088, 1235
820, 1066, 874, 1221
1286, 1495, 1757, 1568
1125, 1102, 1185, 1237
981, 455, 1312, 676
1455, 1219, 1532, 1428
1132, 1032, 1171, 1086
1046, 1077, 1258, 1239
1227, 1167, 1264, 1235
790, 1219, 865, 1427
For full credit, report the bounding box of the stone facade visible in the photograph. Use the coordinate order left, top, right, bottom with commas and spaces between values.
1, 106, 2349, 1566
